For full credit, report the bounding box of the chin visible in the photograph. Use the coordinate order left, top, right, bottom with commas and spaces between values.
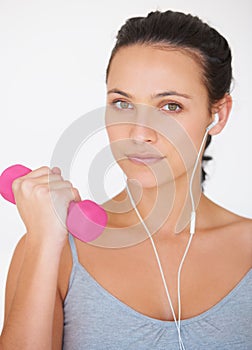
119, 160, 177, 189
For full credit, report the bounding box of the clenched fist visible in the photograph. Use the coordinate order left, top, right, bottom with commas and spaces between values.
12, 166, 81, 246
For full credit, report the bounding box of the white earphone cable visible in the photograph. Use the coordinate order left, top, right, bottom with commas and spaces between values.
125, 182, 186, 350
177, 128, 209, 332
189, 130, 209, 215
124, 123, 213, 349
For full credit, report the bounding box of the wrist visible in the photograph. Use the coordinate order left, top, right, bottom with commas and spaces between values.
25, 231, 67, 257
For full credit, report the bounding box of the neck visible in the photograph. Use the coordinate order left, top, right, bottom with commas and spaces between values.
99, 166, 208, 247
123, 167, 202, 237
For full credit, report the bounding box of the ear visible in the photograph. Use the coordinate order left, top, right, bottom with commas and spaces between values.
208, 93, 233, 136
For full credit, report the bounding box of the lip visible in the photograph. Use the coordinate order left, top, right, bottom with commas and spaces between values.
126, 153, 165, 165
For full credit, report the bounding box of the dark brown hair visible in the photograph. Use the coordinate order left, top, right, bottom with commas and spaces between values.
105, 10, 233, 190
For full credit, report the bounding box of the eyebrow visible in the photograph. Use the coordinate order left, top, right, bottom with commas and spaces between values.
107, 88, 191, 99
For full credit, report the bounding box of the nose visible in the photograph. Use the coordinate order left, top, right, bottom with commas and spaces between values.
129, 106, 158, 144
129, 123, 157, 144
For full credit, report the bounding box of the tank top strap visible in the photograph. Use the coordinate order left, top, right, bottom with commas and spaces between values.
68, 234, 79, 265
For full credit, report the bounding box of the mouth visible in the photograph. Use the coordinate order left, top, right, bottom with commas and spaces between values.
126, 153, 165, 165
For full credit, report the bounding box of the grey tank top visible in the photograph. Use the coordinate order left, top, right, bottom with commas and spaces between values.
63, 234, 252, 349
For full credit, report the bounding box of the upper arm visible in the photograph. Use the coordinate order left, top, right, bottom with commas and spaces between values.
2, 234, 64, 349
52, 289, 64, 350
3, 234, 27, 328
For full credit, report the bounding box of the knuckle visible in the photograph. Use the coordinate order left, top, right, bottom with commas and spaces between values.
12, 178, 21, 192
49, 188, 62, 200
38, 166, 50, 173
20, 179, 34, 193
57, 174, 64, 182
48, 174, 61, 182
34, 184, 49, 197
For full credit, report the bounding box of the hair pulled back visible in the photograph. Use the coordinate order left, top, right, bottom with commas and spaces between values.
106, 10, 233, 190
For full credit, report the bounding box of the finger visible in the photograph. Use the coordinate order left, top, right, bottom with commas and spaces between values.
51, 167, 61, 175
13, 175, 67, 195
50, 186, 78, 204
71, 187, 81, 202
22, 166, 52, 179
44, 174, 64, 183
47, 180, 72, 190
12, 170, 53, 191
19, 174, 64, 185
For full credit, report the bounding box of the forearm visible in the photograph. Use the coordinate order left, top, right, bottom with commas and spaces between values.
1, 236, 63, 350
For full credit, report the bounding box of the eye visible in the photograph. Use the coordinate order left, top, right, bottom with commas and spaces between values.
113, 100, 134, 110
161, 102, 182, 113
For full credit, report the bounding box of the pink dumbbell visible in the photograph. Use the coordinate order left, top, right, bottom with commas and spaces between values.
0, 164, 107, 242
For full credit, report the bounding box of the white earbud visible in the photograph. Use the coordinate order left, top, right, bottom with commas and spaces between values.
206, 114, 219, 132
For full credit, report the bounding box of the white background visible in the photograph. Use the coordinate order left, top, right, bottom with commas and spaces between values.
0, 0, 251, 330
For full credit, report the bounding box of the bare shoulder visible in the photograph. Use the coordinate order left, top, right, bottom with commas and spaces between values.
202, 195, 251, 260
204, 194, 252, 231
232, 215, 252, 253
212, 200, 252, 263
219, 205, 252, 239
232, 214, 252, 248
223, 213, 252, 271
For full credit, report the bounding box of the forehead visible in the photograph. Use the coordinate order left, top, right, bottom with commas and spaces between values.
107, 45, 207, 100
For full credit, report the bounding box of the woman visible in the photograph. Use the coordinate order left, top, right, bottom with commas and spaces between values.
1, 9, 251, 350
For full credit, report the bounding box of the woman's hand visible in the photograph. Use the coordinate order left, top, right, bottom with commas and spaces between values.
11, 166, 81, 247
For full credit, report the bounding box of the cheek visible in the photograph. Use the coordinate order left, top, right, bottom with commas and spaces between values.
106, 125, 128, 142
106, 125, 131, 162
174, 106, 210, 152
185, 121, 209, 152
159, 136, 188, 178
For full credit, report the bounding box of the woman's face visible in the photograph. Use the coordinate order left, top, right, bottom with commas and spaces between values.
106, 44, 211, 188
